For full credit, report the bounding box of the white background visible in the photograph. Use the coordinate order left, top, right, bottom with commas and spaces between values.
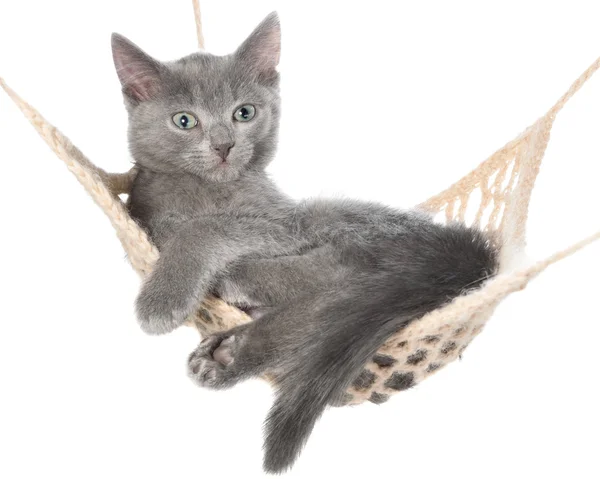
1, 1, 599, 478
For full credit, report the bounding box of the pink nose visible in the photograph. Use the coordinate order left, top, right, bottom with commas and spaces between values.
212, 142, 235, 160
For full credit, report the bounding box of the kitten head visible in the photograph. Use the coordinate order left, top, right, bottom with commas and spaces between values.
112, 12, 281, 182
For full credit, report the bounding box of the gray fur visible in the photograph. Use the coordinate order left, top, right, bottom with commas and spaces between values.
112, 12, 499, 474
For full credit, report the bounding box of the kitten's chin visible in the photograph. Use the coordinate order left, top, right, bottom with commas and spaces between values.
199, 163, 244, 183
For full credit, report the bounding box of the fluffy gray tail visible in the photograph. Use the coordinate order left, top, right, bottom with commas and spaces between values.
262, 295, 426, 473
262, 223, 499, 473
263, 382, 327, 473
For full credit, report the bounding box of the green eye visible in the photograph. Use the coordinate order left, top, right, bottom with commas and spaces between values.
172, 112, 198, 129
233, 104, 256, 122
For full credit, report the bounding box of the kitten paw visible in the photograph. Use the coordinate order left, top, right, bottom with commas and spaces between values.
135, 281, 196, 335
188, 333, 239, 389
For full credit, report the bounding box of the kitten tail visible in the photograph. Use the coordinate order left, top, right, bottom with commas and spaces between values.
261, 299, 407, 473
263, 383, 326, 474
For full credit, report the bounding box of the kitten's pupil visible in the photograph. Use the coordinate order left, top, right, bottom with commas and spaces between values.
180, 115, 189, 127
240, 108, 249, 119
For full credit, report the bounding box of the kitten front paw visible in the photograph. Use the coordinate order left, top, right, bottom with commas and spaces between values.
135, 279, 197, 335
188, 333, 239, 389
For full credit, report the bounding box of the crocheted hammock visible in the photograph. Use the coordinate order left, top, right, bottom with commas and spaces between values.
2, 0, 599, 406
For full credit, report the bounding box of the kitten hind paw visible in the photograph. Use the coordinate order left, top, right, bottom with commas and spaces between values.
188, 333, 238, 389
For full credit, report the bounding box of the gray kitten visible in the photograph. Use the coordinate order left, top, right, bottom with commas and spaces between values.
112, 13, 498, 473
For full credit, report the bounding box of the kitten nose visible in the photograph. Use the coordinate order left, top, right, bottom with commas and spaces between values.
212, 142, 235, 160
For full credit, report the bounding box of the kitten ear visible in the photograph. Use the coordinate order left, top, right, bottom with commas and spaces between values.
111, 33, 164, 103
235, 12, 281, 84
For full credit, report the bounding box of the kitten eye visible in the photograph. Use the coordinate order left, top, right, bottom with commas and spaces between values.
172, 112, 198, 129
233, 104, 256, 122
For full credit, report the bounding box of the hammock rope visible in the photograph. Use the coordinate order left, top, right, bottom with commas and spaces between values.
1, 1, 599, 405
192, 0, 205, 50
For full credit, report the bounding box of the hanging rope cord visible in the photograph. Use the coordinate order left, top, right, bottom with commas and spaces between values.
192, 0, 205, 50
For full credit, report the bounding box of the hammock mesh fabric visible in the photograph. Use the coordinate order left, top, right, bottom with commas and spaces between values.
1, 0, 599, 406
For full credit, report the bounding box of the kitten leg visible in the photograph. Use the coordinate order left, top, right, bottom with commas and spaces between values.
215, 244, 345, 306
187, 299, 302, 389
187, 320, 279, 389
135, 216, 298, 335
193, 249, 346, 387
